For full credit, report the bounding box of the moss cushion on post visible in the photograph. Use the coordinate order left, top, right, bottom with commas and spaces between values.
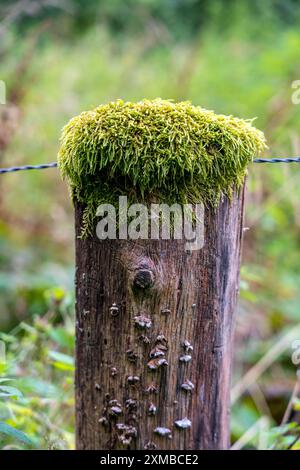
58, 99, 266, 234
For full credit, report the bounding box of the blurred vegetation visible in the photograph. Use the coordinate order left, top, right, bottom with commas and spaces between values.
1, 0, 300, 449
0, 293, 74, 449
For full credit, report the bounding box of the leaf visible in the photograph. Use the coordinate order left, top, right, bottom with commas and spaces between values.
0, 378, 12, 384
47, 328, 74, 349
17, 377, 58, 398
0, 422, 34, 446
48, 351, 74, 371
0, 385, 23, 399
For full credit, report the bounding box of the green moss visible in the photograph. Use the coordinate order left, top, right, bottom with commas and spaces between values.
58, 99, 266, 235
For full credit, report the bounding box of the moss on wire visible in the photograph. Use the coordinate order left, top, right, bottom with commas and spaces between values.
58, 99, 266, 235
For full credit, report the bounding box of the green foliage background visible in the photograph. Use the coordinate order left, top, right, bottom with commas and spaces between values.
1, 0, 300, 450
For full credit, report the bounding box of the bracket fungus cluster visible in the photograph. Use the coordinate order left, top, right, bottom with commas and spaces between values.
58, 99, 266, 236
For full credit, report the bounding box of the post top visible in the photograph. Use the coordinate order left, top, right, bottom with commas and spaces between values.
58, 99, 266, 234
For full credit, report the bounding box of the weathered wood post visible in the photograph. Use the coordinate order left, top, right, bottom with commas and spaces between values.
58, 99, 265, 450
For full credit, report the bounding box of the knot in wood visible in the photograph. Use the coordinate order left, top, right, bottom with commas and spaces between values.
133, 268, 155, 289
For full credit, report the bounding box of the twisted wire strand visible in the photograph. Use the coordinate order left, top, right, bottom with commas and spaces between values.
0, 162, 58, 174
1, 157, 300, 174
253, 157, 300, 163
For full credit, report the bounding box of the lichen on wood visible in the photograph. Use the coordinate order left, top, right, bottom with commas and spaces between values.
58, 98, 266, 235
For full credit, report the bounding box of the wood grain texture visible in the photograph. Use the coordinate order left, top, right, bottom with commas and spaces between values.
75, 187, 245, 450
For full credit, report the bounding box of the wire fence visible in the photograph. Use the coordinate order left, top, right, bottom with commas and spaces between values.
1, 157, 300, 174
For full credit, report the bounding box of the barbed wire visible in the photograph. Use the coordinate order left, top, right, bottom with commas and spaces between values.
1, 157, 300, 174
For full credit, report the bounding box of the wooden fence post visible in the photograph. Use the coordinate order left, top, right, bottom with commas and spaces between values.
74, 189, 245, 450
58, 99, 265, 450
